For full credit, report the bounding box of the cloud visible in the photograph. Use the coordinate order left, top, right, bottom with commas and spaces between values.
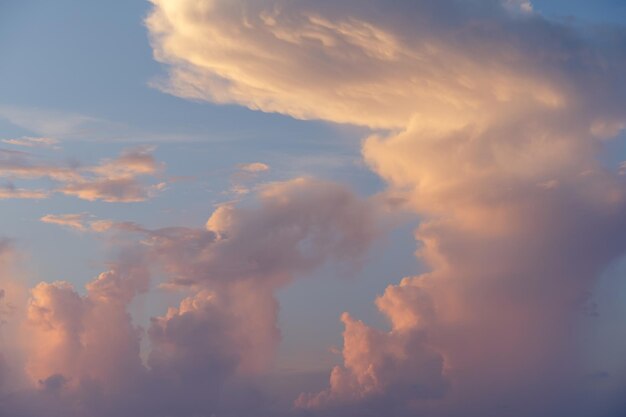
227, 162, 271, 197
146, 1, 626, 416
39, 214, 146, 233
0, 148, 77, 182
0, 146, 165, 202
40, 213, 91, 231
148, 177, 379, 288
0, 184, 48, 200
0, 177, 379, 417
0, 106, 101, 139
503, 0, 533, 14
2, 1, 626, 416
58, 177, 162, 203
144, 178, 377, 413
1, 137, 60, 149
238, 162, 270, 173
297, 311, 446, 412
22, 262, 151, 415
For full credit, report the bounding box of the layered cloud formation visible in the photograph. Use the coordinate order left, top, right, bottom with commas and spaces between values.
0, 178, 379, 416
1, 1, 626, 416
145, 0, 626, 416
147, 0, 623, 132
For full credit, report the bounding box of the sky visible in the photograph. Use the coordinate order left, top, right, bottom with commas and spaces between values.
0, 1, 625, 416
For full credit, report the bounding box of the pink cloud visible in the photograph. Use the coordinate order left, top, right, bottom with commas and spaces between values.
0, 177, 379, 416
146, 0, 626, 415
0, 146, 165, 202
2, 1, 626, 416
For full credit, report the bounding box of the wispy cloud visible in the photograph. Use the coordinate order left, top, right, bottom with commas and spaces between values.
0, 183, 48, 200
226, 161, 271, 197
0, 105, 205, 143
1, 1, 625, 417
1, 136, 60, 149
0, 146, 166, 202
40, 213, 92, 231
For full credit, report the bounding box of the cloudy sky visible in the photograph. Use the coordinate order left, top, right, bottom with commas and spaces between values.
1, 1, 626, 416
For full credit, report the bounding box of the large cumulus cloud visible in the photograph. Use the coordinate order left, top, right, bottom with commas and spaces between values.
146, 1, 626, 416
0, 178, 379, 416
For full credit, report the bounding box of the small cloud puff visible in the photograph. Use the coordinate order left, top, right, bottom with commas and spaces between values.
237, 162, 270, 173
40, 213, 91, 231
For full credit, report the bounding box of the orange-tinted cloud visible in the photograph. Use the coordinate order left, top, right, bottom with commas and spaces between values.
0, 177, 380, 416
1, 137, 60, 149
0, 146, 165, 202
146, 1, 626, 416
0, 184, 48, 200
40, 213, 91, 231
2, 0, 626, 416
237, 162, 270, 173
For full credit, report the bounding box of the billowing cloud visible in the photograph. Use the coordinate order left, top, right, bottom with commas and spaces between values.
153, 177, 378, 288
2, 1, 626, 416
58, 177, 163, 203
17, 258, 152, 417
25, 274, 144, 387
146, 0, 626, 132
88, 146, 162, 178
57, 146, 165, 202
297, 311, 447, 413
146, 1, 626, 416
0, 177, 379, 416
0, 148, 77, 182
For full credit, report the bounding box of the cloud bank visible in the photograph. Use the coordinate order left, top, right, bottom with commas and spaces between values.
144, 0, 626, 416
2, 1, 626, 416
0, 178, 379, 416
